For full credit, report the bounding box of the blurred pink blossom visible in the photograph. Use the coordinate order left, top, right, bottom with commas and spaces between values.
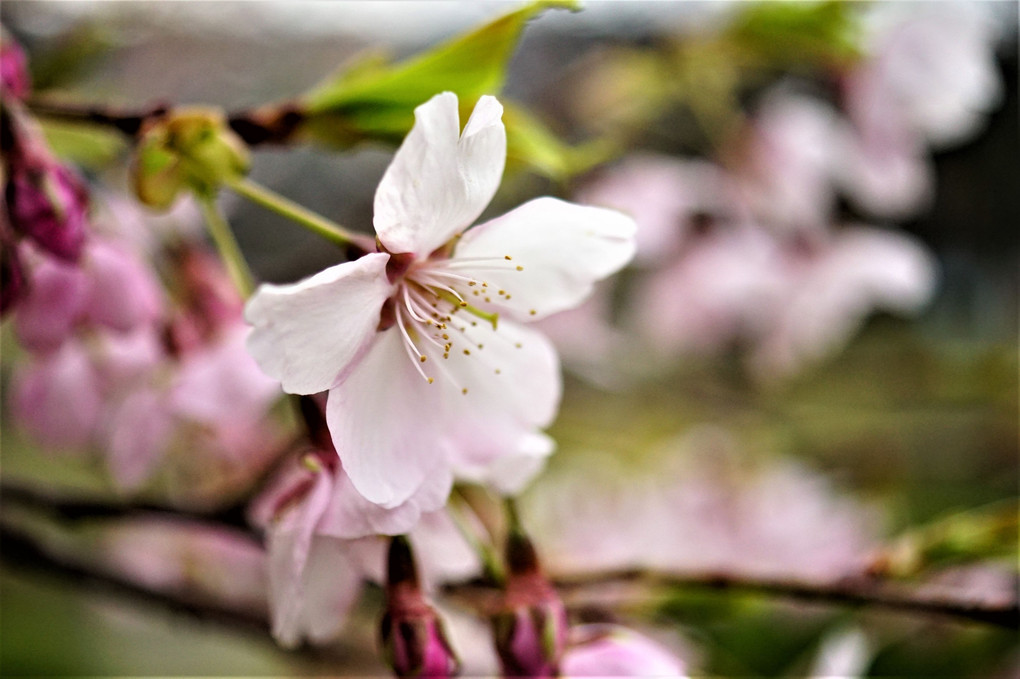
526, 426, 883, 583
13, 238, 163, 353
10, 339, 104, 451
577, 154, 732, 265
731, 92, 840, 232
562, 624, 687, 677
96, 516, 269, 616
748, 226, 938, 380
834, 1, 1003, 218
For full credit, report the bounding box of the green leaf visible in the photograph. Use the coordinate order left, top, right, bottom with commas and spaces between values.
871, 499, 1019, 577
726, 1, 863, 69
37, 118, 128, 170
503, 103, 615, 182
301, 0, 579, 144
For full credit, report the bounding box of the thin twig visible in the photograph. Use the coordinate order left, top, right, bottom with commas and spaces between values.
3, 488, 1016, 629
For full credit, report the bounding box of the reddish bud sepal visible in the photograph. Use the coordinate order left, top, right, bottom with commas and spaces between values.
380, 536, 458, 678
492, 526, 568, 677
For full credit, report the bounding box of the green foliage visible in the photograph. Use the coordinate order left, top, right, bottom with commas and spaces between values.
872, 500, 1019, 577
503, 103, 614, 183
303, 0, 579, 127
725, 1, 863, 69
298, 0, 601, 181
37, 118, 127, 169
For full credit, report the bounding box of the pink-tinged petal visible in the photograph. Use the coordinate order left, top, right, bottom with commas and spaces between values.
326, 328, 448, 507
317, 462, 452, 540
562, 624, 687, 677
436, 320, 561, 474
266, 468, 334, 648
170, 325, 281, 424
10, 341, 102, 451
410, 510, 481, 587
472, 433, 555, 496
83, 239, 163, 334
453, 197, 636, 321
245, 252, 392, 395
98, 517, 268, 616
374, 93, 506, 256
106, 387, 175, 490
298, 536, 368, 645
91, 328, 164, 390
749, 226, 937, 380
14, 254, 89, 352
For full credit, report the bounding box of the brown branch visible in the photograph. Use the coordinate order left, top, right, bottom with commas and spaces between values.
26, 97, 307, 145
444, 567, 1019, 629
3, 488, 1016, 631
559, 568, 1019, 628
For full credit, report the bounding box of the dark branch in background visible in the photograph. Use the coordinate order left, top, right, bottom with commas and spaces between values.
25, 99, 172, 137
549, 569, 1020, 629
2, 488, 1015, 632
27, 97, 307, 145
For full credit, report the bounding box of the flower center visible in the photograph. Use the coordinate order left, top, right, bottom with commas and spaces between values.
389, 253, 524, 388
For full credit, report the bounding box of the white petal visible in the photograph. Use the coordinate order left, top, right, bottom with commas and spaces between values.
453, 197, 636, 321
317, 463, 452, 539
299, 536, 366, 645
434, 319, 561, 473
244, 253, 392, 395
266, 469, 333, 648
374, 93, 506, 256
325, 328, 450, 507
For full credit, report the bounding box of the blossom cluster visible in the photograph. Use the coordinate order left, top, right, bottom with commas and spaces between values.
547, 1, 1003, 383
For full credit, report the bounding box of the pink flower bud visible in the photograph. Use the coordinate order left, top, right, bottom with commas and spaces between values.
10, 340, 102, 451
82, 239, 163, 333
1, 236, 26, 315
0, 30, 30, 99
492, 528, 569, 677
380, 536, 458, 678
13, 253, 89, 353
7, 160, 89, 262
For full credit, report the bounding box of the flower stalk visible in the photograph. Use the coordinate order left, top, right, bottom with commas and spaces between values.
196, 193, 256, 299
224, 175, 365, 249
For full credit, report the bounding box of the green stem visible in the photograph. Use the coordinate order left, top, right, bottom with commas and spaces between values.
225, 175, 358, 248
196, 194, 256, 298
449, 490, 505, 585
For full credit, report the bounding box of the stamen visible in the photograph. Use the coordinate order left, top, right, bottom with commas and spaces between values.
394, 304, 432, 383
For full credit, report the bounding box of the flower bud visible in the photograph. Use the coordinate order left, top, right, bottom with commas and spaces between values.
1, 29, 31, 99
1, 236, 26, 315
133, 108, 249, 209
379, 536, 458, 678
491, 525, 569, 677
6, 159, 89, 262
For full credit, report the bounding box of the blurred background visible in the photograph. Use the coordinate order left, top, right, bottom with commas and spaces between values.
1, 1, 1017, 676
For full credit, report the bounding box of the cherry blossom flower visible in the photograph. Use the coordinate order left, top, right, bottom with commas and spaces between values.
245, 92, 636, 508
247, 447, 478, 649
